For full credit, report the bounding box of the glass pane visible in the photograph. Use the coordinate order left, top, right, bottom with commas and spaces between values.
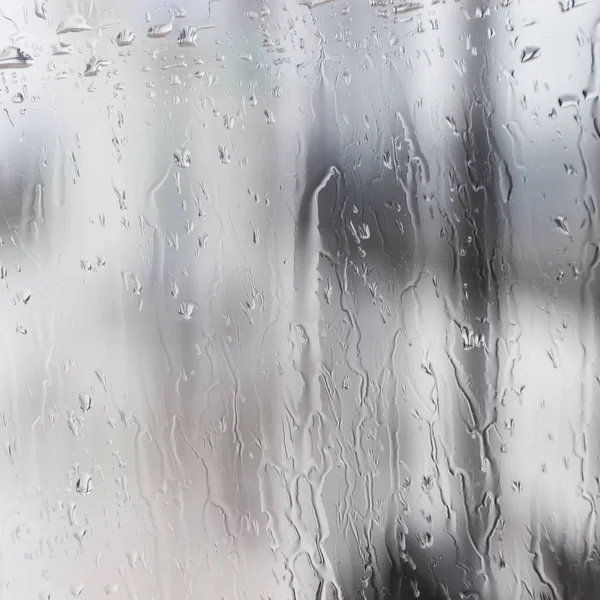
0, 0, 596, 598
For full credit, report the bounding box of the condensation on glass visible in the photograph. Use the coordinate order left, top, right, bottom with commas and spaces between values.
0, 0, 597, 599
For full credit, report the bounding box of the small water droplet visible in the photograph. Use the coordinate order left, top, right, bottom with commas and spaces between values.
218, 145, 231, 164
19, 290, 32, 304
52, 41, 73, 56
570, 261, 580, 278
174, 147, 191, 168
78, 394, 92, 412
71, 527, 87, 544
559, 0, 583, 11
178, 301, 197, 320
84, 56, 110, 77
393, 1, 424, 13
178, 26, 198, 47
34, 1, 48, 20
70, 582, 85, 596
553, 215, 573, 239
56, 14, 93, 34
75, 473, 93, 495
264, 109, 275, 124
105, 584, 119, 595
520, 46, 541, 63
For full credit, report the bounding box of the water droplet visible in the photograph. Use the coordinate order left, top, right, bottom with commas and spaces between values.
416, 532, 433, 548
123, 272, 142, 294
34, 0, 47, 19
56, 14, 93, 34
105, 584, 119, 595
178, 26, 198, 47
264, 109, 275, 124
520, 46, 541, 63
52, 41, 73, 56
553, 215, 573, 239
116, 29, 135, 47
71, 527, 87, 544
558, 94, 579, 108
147, 22, 173, 39
422, 475, 433, 493
84, 56, 110, 77
223, 114, 235, 129
178, 301, 197, 319
71, 582, 85, 596
570, 261, 580, 278
174, 147, 191, 168
0, 46, 33, 70
559, 0, 584, 11
78, 394, 92, 412
461, 326, 485, 350
218, 145, 231, 164
393, 1, 424, 13
75, 473, 93, 495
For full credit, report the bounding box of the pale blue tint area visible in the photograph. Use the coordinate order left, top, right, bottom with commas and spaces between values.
0, 0, 597, 598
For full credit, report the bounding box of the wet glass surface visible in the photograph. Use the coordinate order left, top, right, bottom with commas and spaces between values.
0, 1, 599, 598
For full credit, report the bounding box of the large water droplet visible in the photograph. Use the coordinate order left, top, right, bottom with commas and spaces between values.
116, 29, 135, 47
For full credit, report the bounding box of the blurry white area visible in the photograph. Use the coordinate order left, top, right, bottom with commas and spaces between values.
0, 0, 598, 599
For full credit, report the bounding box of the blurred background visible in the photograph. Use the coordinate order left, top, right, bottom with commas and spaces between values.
0, 0, 598, 598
